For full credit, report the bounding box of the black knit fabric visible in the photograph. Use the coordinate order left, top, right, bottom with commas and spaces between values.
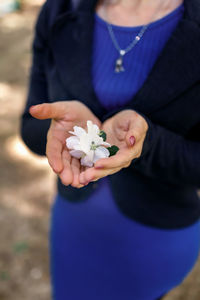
20, 0, 200, 229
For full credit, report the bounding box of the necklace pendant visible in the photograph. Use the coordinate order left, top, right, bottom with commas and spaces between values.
115, 55, 125, 73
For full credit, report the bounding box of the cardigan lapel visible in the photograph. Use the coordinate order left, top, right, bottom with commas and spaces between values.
49, 8, 106, 118
49, 0, 200, 116
130, 17, 200, 114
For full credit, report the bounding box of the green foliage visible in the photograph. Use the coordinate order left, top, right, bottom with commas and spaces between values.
99, 130, 107, 141
13, 241, 29, 254
0, 271, 10, 281
108, 145, 119, 156
15, 0, 21, 10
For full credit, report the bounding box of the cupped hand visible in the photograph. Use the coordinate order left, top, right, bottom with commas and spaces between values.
79, 110, 148, 185
29, 101, 101, 187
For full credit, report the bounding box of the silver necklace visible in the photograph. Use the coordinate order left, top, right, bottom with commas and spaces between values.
107, 23, 148, 73
105, 3, 165, 73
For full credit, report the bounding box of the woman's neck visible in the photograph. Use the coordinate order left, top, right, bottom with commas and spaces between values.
96, 0, 184, 27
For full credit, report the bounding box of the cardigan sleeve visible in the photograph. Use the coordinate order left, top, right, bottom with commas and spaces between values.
20, 2, 51, 156
131, 117, 200, 188
103, 110, 200, 188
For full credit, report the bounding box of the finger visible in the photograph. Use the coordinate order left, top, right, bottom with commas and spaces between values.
29, 102, 69, 120
114, 125, 127, 141
79, 167, 94, 184
127, 135, 136, 147
73, 164, 91, 188
91, 178, 99, 182
92, 167, 122, 181
79, 166, 92, 186
71, 158, 83, 188
125, 117, 148, 147
79, 166, 95, 184
46, 135, 64, 173
94, 151, 131, 170
80, 167, 122, 184
59, 149, 73, 186
79, 166, 121, 185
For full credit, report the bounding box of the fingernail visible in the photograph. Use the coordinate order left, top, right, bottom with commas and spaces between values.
129, 136, 136, 146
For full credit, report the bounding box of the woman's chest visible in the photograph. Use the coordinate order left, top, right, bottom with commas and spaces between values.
46, 46, 200, 137
46, 9, 200, 137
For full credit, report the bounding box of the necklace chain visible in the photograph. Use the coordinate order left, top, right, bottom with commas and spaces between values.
104, 2, 165, 73
107, 22, 149, 55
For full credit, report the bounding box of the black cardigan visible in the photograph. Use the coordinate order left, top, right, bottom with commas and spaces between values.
21, 0, 200, 229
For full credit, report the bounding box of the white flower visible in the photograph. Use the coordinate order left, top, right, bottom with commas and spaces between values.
66, 120, 111, 167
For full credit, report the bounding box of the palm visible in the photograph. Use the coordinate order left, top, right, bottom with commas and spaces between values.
78, 110, 148, 185
102, 117, 132, 159
30, 101, 101, 187
78, 116, 134, 185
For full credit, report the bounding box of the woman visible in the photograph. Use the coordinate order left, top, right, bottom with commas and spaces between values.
21, 0, 200, 299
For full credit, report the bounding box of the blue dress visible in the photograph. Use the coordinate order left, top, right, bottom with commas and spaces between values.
50, 4, 200, 300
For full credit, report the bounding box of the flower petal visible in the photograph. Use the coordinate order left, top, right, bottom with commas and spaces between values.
74, 144, 83, 151
81, 150, 94, 167
79, 133, 91, 153
66, 136, 80, 149
87, 120, 93, 134
101, 141, 111, 147
93, 146, 110, 163
92, 135, 104, 146
69, 126, 86, 137
81, 159, 93, 168
69, 150, 84, 159
87, 120, 100, 136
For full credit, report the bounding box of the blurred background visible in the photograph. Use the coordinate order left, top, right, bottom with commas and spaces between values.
0, 1, 199, 299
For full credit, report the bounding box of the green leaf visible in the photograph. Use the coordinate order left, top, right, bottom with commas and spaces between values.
13, 241, 29, 254
108, 145, 119, 156
0, 271, 10, 281
99, 130, 107, 141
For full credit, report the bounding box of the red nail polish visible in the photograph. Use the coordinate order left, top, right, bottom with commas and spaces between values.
95, 165, 103, 169
129, 136, 135, 146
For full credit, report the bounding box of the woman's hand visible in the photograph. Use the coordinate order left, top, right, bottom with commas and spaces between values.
79, 110, 148, 185
29, 101, 101, 187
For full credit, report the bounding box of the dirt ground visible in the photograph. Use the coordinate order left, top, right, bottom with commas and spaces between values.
0, 2, 200, 300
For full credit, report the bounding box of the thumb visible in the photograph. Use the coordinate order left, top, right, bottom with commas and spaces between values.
29, 102, 68, 120
125, 120, 137, 147
126, 134, 136, 147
